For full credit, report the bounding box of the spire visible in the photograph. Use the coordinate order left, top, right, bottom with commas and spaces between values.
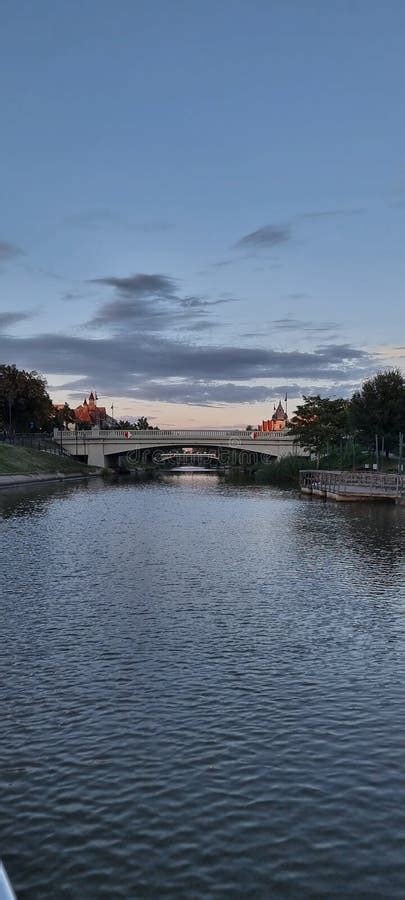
273, 401, 287, 421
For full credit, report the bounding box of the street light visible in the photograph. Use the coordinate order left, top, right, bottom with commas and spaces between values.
7, 392, 15, 436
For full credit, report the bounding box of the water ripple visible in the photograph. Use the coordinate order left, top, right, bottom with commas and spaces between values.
1, 476, 405, 897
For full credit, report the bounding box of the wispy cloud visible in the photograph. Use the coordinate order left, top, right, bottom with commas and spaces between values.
0, 311, 32, 331
234, 225, 291, 250
272, 317, 342, 335
233, 208, 363, 255
0, 241, 23, 263
87, 271, 238, 333
90, 273, 177, 298
297, 208, 364, 222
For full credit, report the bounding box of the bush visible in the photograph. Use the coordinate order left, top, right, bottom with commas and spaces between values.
254, 455, 308, 486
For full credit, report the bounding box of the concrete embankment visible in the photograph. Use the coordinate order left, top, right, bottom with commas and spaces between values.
0, 472, 101, 489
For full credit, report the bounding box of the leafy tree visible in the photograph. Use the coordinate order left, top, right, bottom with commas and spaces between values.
0, 364, 53, 432
117, 419, 132, 429
289, 395, 349, 458
50, 403, 76, 430
134, 416, 152, 430
350, 369, 405, 455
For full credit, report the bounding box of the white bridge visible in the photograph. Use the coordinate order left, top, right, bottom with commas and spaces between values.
54, 428, 300, 468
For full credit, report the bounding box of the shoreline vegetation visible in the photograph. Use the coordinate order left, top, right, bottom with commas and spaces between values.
253, 456, 308, 486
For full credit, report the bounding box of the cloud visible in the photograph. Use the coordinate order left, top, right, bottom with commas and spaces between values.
90, 272, 177, 298
234, 225, 291, 250
0, 311, 32, 331
272, 317, 341, 335
297, 209, 364, 222
0, 325, 373, 407
62, 291, 84, 302
0, 265, 374, 408
233, 208, 363, 255
210, 259, 235, 268
87, 271, 238, 332
0, 241, 23, 262
179, 296, 237, 309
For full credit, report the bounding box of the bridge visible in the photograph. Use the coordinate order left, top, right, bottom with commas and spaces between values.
54, 428, 300, 468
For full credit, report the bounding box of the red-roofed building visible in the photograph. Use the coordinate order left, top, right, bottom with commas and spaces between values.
257, 400, 288, 433
75, 392, 108, 427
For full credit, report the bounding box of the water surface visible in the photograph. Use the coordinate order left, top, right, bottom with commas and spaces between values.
1, 475, 405, 897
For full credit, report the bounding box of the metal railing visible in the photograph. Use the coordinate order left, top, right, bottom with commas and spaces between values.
300, 469, 405, 497
3, 432, 71, 457
55, 428, 293, 441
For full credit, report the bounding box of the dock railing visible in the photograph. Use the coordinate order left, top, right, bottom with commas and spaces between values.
300, 469, 405, 499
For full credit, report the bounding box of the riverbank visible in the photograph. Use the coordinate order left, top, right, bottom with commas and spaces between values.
0, 443, 99, 489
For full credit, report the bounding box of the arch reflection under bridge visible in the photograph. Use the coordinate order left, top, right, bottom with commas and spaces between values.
141, 450, 224, 469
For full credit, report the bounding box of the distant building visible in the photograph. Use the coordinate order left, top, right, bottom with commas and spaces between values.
75, 392, 111, 428
257, 400, 288, 433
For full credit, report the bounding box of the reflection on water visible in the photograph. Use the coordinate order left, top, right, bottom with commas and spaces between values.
1, 475, 405, 898
0, 479, 106, 520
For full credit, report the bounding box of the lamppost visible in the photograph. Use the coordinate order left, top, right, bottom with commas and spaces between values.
7, 392, 14, 436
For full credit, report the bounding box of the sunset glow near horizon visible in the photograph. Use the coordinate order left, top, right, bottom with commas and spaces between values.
1, 0, 405, 427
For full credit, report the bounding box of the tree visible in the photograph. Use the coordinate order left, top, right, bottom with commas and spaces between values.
50, 403, 76, 430
350, 369, 405, 456
134, 416, 152, 430
0, 364, 53, 432
289, 395, 349, 458
117, 419, 132, 429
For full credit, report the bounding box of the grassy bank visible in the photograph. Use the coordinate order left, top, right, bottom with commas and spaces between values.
254, 455, 309, 487
0, 443, 92, 476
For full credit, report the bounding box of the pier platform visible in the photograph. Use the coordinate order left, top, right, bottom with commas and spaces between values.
300, 470, 405, 503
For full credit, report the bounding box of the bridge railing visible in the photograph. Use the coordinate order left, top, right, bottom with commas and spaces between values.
54, 428, 293, 441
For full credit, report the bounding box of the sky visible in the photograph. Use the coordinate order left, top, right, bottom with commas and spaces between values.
1, 0, 405, 427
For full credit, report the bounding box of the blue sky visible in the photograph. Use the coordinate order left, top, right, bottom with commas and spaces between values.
1, 0, 405, 426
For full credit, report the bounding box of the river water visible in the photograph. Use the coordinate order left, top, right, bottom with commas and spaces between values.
1, 474, 405, 898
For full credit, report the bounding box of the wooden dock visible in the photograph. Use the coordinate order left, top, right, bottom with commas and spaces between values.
300, 469, 405, 503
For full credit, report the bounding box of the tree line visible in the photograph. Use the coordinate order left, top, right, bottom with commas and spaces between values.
0, 364, 155, 433
289, 369, 405, 464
